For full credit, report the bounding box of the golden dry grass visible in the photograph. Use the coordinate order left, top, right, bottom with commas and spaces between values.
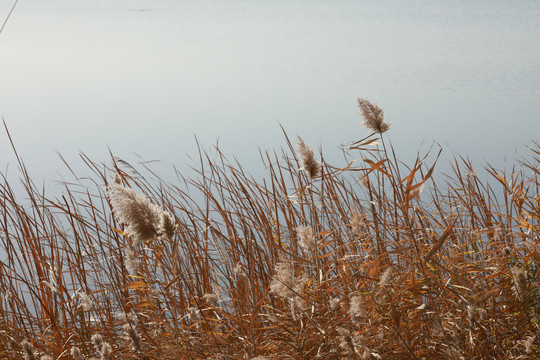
0, 102, 538, 359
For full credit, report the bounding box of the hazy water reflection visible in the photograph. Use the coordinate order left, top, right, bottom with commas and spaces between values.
0, 0, 539, 189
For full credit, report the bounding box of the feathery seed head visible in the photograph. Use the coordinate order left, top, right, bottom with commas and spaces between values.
329, 297, 341, 311
375, 267, 393, 299
107, 183, 162, 244
159, 211, 176, 241
357, 98, 390, 133
91, 334, 103, 349
296, 137, 320, 179
187, 307, 201, 323
203, 283, 222, 306
116, 312, 140, 352
79, 292, 93, 311
113, 173, 122, 184
70, 347, 84, 360
269, 261, 297, 300
91, 334, 113, 360
21, 341, 36, 360
100, 342, 112, 360
116, 311, 136, 324
524, 240, 539, 254
378, 267, 392, 288
122, 323, 141, 352
233, 262, 244, 276
490, 224, 502, 240
124, 247, 140, 274
524, 240, 540, 265
350, 210, 366, 235
336, 327, 360, 357
203, 293, 220, 306
520, 335, 536, 355
466, 304, 486, 325
511, 266, 528, 301
349, 293, 366, 325
297, 226, 317, 253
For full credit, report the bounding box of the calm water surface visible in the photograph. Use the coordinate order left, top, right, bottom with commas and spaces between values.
0, 0, 539, 187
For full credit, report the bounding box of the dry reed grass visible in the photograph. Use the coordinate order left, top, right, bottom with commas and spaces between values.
0, 101, 538, 359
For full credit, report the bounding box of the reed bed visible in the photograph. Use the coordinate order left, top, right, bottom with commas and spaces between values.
0, 100, 538, 359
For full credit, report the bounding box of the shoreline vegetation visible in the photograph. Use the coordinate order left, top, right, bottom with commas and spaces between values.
1, 99, 538, 359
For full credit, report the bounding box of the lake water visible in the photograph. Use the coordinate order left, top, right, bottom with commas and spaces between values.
0, 0, 539, 188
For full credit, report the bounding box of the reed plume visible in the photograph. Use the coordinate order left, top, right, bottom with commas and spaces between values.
296, 137, 320, 179
336, 327, 360, 357
21, 341, 36, 360
107, 182, 167, 244
357, 98, 390, 133
70, 347, 84, 360
349, 293, 366, 326
521, 335, 536, 354
117, 312, 141, 352
78, 292, 92, 311
91, 334, 113, 360
297, 225, 316, 253
124, 247, 140, 274
511, 266, 528, 302
375, 267, 392, 297
270, 261, 297, 300
159, 211, 176, 241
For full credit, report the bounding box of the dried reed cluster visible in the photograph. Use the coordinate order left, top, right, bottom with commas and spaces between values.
0, 102, 538, 359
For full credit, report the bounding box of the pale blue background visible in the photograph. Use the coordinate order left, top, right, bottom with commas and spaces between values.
1, 0, 539, 186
